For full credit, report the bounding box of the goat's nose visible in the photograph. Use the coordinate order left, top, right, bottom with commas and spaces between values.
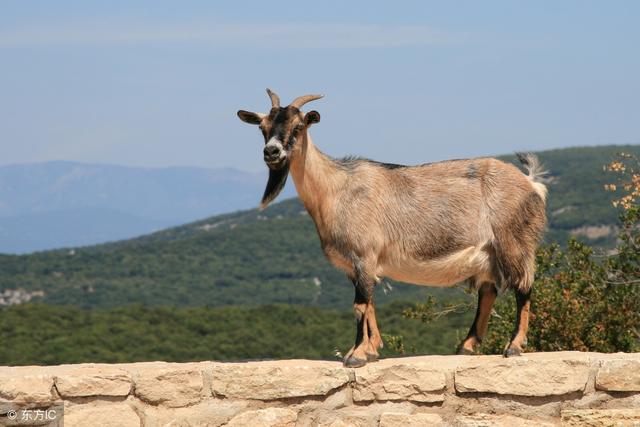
264, 145, 280, 156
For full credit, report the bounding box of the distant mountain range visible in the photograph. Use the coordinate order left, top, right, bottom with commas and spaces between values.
0, 145, 637, 309
0, 161, 295, 253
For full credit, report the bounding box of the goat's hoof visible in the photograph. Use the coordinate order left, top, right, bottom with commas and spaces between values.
344, 356, 367, 368
504, 347, 522, 357
456, 347, 474, 356
366, 353, 379, 362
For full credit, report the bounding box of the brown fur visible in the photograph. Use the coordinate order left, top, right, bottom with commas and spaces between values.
238, 91, 548, 364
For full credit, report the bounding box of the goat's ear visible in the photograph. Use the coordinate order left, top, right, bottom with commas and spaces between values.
304, 110, 321, 127
237, 110, 264, 125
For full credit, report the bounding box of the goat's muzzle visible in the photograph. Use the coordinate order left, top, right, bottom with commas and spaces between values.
263, 143, 286, 169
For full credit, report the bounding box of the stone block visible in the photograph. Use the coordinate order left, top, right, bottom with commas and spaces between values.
596, 359, 640, 392
134, 366, 203, 407
0, 374, 55, 405
140, 400, 248, 427
55, 366, 132, 397
210, 360, 350, 400
561, 408, 640, 426
455, 355, 590, 396
454, 413, 557, 427
353, 363, 446, 403
64, 402, 139, 427
379, 412, 444, 426
313, 408, 375, 427
225, 408, 297, 427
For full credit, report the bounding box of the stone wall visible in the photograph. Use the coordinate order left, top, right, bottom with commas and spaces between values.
0, 352, 639, 426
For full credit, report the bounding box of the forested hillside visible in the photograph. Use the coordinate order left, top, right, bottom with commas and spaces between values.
0, 145, 637, 309
0, 302, 473, 365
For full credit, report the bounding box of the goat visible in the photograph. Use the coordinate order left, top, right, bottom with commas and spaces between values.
237, 90, 548, 367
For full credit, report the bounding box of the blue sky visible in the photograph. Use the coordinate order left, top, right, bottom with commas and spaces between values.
1, 1, 639, 171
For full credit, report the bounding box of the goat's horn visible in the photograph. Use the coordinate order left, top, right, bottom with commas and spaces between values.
290, 94, 324, 109
266, 88, 280, 108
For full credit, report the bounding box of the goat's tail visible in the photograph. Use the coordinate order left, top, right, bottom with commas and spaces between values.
516, 152, 548, 202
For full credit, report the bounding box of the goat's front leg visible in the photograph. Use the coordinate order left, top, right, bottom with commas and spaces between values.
344, 274, 380, 368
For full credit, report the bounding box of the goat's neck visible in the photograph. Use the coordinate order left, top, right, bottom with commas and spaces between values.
289, 133, 344, 226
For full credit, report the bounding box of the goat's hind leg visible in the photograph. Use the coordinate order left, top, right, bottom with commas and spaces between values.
493, 191, 544, 357
504, 287, 531, 357
501, 250, 536, 357
457, 281, 498, 355
365, 301, 383, 361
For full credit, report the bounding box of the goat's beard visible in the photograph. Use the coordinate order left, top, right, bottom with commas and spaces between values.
260, 161, 289, 210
